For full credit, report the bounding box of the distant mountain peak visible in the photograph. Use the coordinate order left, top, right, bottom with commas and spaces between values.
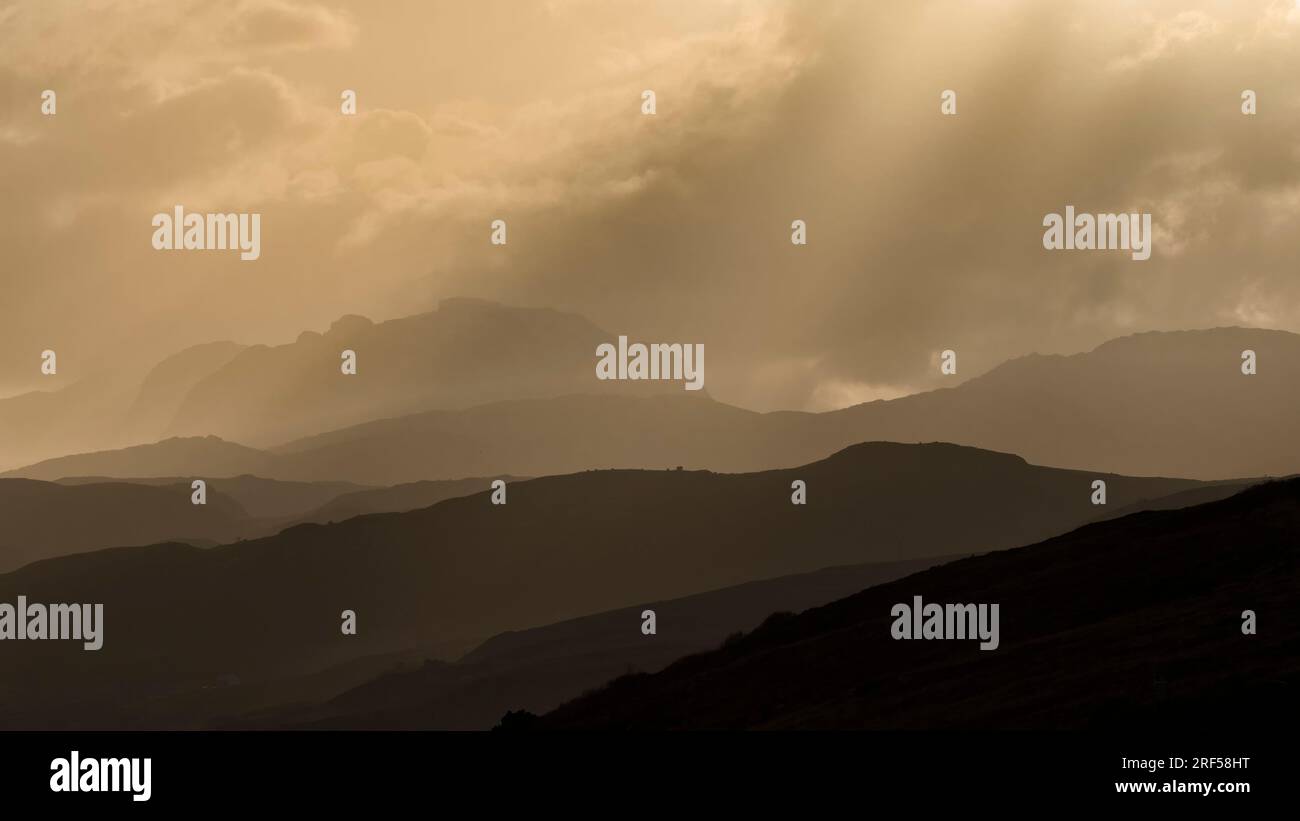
828, 440, 1030, 466
1089, 325, 1292, 352
326, 314, 374, 337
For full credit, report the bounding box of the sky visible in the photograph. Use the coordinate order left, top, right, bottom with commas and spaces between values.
2, 0, 1299, 410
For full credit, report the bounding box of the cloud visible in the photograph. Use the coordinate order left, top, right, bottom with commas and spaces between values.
808, 379, 917, 413
218, 0, 356, 53
2, 0, 1300, 412
1107, 10, 1221, 72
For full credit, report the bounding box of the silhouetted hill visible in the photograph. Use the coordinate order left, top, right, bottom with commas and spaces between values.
290, 476, 523, 526
247, 556, 956, 729
267, 393, 828, 484
2, 436, 276, 481
0, 479, 249, 573
536, 479, 1300, 730
55, 474, 371, 522
1098, 480, 1262, 521
0, 442, 1213, 728
162, 299, 671, 447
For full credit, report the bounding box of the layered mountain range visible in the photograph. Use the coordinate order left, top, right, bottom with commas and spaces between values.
0, 441, 1244, 729
1, 299, 1295, 732
5, 301, 1298, 483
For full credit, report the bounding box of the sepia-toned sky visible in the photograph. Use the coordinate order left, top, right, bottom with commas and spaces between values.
2, 0, 1299, 410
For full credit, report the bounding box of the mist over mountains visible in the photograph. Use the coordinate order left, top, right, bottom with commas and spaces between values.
0, 372, 146, 475
122, 341, 248, 445
0, 299, 670, 472
826, 328, 1300, 480
161, 298, 668, 447
5, 304, 1298, 483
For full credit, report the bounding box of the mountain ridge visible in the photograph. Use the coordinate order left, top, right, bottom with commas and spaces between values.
534, 477, 1300, 730
6, 321, 1299, 482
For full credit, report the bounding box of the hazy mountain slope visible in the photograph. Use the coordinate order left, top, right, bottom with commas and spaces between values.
0, 479, 249, 573
0, 373, 144, 472
44, 474, 512, 531
826, 327, 1300, 479
0, 441, 1209, 729
257, 327, 1300, 484
0, 341, 239, 471
11, 327, 1300, 485
268, 394, 828, 484
2, 436, 277, 481
121, 341, 246, 444
290, 476, 523, 526
55, 474, 371, 522
253, 556, 956, 730
537, 479, 1299, 730
1097, 480, 1261, 520
163, 298, 671, 447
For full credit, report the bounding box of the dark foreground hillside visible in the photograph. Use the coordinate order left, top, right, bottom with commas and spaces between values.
535, 479, 1300, 730
236, 556, 951, 729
